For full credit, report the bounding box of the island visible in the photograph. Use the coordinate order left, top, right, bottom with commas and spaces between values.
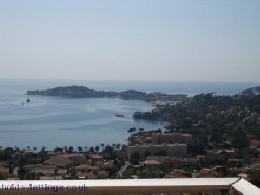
27, 85, 188, 102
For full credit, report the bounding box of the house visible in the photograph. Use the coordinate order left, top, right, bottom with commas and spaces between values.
0, 166, 9, 175
56, 153, 86, 165
103, 160, 114, 170
44, 158, 73, 169
26, 164, 67, 178
199, 168, 216, 178
75, 164, 99, 172
165, 169, 187, 178
90, 154, 104, 166
39, 176, 62, 180
144, 159, 162, 168
97, 170, 109, 178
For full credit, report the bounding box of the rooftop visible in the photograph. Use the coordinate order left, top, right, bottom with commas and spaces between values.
44, 158, 73, 167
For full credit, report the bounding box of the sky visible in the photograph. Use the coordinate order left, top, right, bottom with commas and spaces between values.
0, 0, 259, 82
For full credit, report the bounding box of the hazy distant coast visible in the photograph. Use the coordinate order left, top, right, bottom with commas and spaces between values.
27, 85, 188, 102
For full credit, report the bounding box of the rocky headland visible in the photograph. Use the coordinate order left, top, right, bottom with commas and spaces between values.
27, 86, 188, 102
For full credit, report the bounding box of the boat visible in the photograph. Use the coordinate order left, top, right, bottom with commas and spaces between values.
26, 98, 30, 103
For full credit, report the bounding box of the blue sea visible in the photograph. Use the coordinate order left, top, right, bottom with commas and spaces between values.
0, 79, 259, 150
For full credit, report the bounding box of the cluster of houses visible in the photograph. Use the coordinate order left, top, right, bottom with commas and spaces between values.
11, 153, 121, 180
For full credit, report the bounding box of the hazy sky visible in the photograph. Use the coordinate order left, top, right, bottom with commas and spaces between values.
0, 0, 259, 81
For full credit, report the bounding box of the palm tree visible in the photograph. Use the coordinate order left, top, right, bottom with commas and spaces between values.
41, 147, 46, 152
139, 128, 144, 132
68, 146, 74, 153
116, 143, 121, 151
33, 147, 37, 153
128, 127, 137, 133
89, 146, 94, 153
95, 145, 100, 153
112, 144, 116, 150
121, 144, 127, 151
78, 146, 83, 153
27, 146, 31, 152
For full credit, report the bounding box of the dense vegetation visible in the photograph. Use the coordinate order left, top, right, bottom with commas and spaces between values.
130, 88, 260, 186
27, 86, 188, 101
134, 91, 260, 151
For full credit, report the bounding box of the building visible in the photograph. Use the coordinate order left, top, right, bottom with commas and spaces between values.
152, 133, 192, 145
90, 154, 104, 166
144, 159, 162, 169
127, 144, 187, 160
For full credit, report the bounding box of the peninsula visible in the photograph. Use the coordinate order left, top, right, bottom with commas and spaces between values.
27, 86, 188, 102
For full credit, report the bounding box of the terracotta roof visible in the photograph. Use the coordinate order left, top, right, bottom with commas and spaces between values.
91, 155, 103, 159
98, 170, 109, 177
76, 164, 98, 171
44, 158, 73, 167
144, 159, 161, 165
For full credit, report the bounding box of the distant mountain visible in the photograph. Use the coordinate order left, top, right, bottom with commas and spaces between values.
241, 86, 260, 95
27, 85, 188, 102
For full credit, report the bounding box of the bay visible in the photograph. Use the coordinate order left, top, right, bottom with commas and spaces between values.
0, 79, 259, 150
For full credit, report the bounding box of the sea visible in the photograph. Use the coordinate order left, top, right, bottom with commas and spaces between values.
0, 79, 259, 150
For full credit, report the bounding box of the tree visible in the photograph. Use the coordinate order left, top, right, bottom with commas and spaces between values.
139, 128, 144, 132
54, 147, 63, 152
14, 146, 20, 154
128, 127, 137, 133
68, 146, 74, 153
144, 151, 151, 158
112, 144, 116, 150
130, 152, 140, 165
27, 146, 30, 152
41, 147, 46, 152
17, 154, 30, 179
121, 144, 127, 151
18, 166, 26, 180
154, 150, 166, 156
95, 145, 100, 153
232, 129, 249, 150
89, 146, 94, 153
78, 146, 83, 153
39, 147, 47, 161
0, 147, 15, 160
18, 155, 29, 166
116, 143, 121, 151
104, 145, 114, 153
